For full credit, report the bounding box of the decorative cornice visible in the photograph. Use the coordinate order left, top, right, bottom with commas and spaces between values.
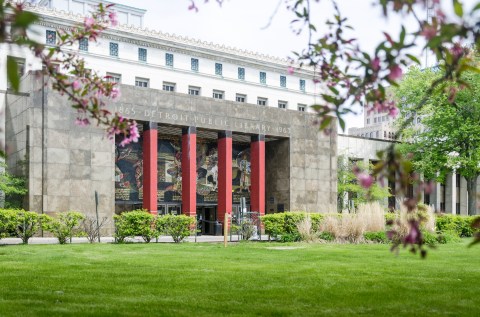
22, 1, 315, 75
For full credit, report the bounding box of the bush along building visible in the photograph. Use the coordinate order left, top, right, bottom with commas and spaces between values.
1, 0, 337, 234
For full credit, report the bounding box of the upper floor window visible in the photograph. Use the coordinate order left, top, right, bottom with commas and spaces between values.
213, 90, 224, 99
79, 38, 88, 51
238, 67, 245, 80
188, 86, 200, 96
106, 72, 121, 83
46, 30, 56, 45
166, 53, 174, 67
191, 58, 199, 71
135, 77, 149, 88
163, 82, 176, 92
260, 72, 266, 84
384, 131, 387, 138
299, 79, 306, 92
215, 63, 223, 76
257, 97, 268, 106
236, 94, 246, 103
110, 42, 119, 57
298, 104, 306, 112
139, 48, 147, 62
7, 56, 25, 89
278, 101, 287, 109
280, 75, 286, 88
367, 118, 370, 124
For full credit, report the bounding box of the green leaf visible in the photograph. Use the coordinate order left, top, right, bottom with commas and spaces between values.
12, 11, 38, 28
7, 57, 20, 92
453, 0, 463, 18
406, 54, 421, 65
338, 117, 345, 131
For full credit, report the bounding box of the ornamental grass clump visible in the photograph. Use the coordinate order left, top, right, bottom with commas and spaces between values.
296, 214, 318, 242
357, 202, 385, 232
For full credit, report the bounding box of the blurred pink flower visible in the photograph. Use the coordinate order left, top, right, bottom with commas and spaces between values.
389, 106, 399, 118
357, 172, 374, 189
75, 118, 90, 126
371, 57, 380, 71
110, 87, 121, 101
109, 12, 118, 27
72, 80, 81, 91
84, 17, 95, 28
287, 66, 295, 75
388, 65, 403, 81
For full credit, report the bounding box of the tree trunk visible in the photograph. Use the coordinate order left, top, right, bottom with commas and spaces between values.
466, 175, 479, 216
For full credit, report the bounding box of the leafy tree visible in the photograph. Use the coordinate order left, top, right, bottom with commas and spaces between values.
0, 161, 27, 208
394, 66, 480, 215
337, 156, 390, 212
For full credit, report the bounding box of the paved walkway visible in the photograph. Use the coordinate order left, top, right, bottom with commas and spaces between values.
0, 235, 269, 245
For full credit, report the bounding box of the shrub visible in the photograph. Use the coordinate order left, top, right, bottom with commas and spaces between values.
318, 231, 334, 241
156, 215, 194, 243
114, 210, 156, 243
81, 214, 109, 243
15, 210, 48, 244
262, 213, 285, 239
421, 230, 438, 246
0, 209, 17, 239
364, 231, 388, 243
43, 211, 86, 244
435, 214, 477, 238
283, 212, 306, 234
296, 215, 317, 242
279, 233, 301, 242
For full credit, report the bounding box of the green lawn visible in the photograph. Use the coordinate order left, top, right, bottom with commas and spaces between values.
0, 241, 478, 317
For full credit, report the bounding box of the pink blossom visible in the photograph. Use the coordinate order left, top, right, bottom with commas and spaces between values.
389, 106, 399, 118
388, 65, 403, 81
188, 2, 199, 12
72, 80, 81, 91
371, 57, 380, 72
357, 172, 374, 189
84, 17, 95, 28
75, 118, 90, 126
110, 87, 121, 101
109, 12, 118, 27
287, 66, 295, 75
420, 25, 436, 40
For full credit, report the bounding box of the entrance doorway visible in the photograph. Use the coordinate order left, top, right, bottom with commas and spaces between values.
196, 205, 217, 235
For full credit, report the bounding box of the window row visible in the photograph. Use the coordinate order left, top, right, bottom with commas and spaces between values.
122, 74, 306, 111
45, 30, 307, 92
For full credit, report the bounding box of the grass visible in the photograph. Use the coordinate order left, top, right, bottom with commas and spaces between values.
0, 241, 479, 316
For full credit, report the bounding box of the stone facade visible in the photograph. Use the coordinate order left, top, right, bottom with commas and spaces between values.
6, 74, 337, 234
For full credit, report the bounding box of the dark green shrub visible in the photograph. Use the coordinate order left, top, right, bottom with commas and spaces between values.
364, 231, 388, 243
384, 212, 396, 225
435, 215, 477, 238
318, 231, 334, 241
283, 212, 306, 234
43, 211, 86, 244
15, 210, 48, 244
436, 231, 461, 244
310, 213, 324, 231
0, 209, 17, 239
280, 232, 301, 242
114, 210, 156, 243
156, 215, 194, 243
421, 230, 438, 246
262, 213, 285, 239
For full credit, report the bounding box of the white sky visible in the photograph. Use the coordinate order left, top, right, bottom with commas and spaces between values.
108, 0, 474, 132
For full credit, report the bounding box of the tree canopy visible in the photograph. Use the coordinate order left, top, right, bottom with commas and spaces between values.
394, 65, 480, 215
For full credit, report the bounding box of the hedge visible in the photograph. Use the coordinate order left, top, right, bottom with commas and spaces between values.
261, 212, 324, 239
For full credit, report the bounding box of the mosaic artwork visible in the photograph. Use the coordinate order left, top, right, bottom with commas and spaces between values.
115, 138, 251, 204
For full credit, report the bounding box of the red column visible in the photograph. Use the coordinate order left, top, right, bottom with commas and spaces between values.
142, 122, 158, 215
217, 131, 232, 223
182, 126, 196, 217
250, 134, 265, 215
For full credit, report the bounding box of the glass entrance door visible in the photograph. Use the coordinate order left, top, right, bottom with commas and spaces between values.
196, 206, 217, 235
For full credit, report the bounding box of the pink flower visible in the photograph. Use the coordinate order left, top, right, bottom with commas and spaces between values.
84, 17, 95, 29
371, 57, 380, 72
388, 65, 403, 81
420, 25, 436, 40
287, 66, 295, 75
72, 80, 81, 91
110, 87, 121, 101
75, 118, 90, 126
188, 2, 199, 12
389, 106, 399, 118
357, 172, 374, 189
109, 12, 118, 27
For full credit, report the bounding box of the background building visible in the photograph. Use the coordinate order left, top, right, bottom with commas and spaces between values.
1, 0, 337, 234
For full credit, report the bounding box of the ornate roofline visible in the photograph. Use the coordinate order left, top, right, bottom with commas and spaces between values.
22, 1, 315, 75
